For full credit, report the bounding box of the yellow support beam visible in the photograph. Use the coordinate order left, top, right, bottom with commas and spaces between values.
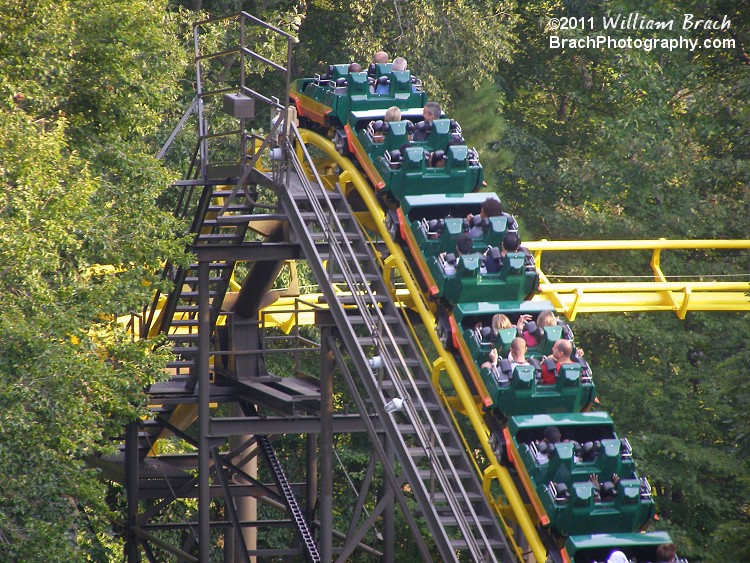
297, 129, 545, 563
525, 239, 750, 320
135, 138, 748, 561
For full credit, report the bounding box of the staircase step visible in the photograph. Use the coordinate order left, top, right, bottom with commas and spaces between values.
317, 251, 373, 262
291, 192, 343, 204
336, 294, 392, 305
307, 232, 357, 243
426, 490, 486, 503
329, 272, 382, 283
450, 537, 508, 551
167, 333, 200, 342
406, 399, 442, 412
397, 422, 451, 434
188, 262, 233, 270
195, 233, 242, 242
407, 445, 464, 459
437, 512, 497, 527
178, 291, 221, 299
358, 335, 410, 346
417, 467, 473, 482
169, 319, 200, 327
207, 201, 253, 209
170, 346, 199, 357
380, 379, 431, 391
206, 215, 257, 225
183, 275, 227, 284
165, 359, 195, 369
345, 314, 401, 326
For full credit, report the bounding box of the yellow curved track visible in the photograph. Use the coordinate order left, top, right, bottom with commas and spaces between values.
296, 129, 544, 562
133, 129, 749, 562
291, 130, 750, 562
527, 239, 750, 320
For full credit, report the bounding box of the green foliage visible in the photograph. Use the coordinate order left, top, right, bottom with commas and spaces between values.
0, 0, 190, 559
451, 81, 514, 193
492, 2, 750, 554
1, 0, 748, 559
295, 0, 518, 106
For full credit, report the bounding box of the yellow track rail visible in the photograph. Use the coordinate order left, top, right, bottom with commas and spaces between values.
526, 239, 750, 320
296, 129, 543, 563
138, 132, 748, 560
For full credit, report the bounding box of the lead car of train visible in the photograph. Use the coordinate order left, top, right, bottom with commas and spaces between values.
290, 61, 687, 563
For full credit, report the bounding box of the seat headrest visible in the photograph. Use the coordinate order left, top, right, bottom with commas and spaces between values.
429, 150, 445, 167
470, 214, 484, 228
601, 481, 617, 498
336, 77, 347, 87
415, 120, 431, 134
525, 320, 539, 337
448, 132, 465, 146
427, 218, 444, 232
572, 440, 582, 456
542, 356, 557, 374
377, 75, 390, 85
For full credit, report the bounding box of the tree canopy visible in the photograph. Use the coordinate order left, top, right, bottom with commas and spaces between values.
0, 0, 189, 559
1, 0, 748, 560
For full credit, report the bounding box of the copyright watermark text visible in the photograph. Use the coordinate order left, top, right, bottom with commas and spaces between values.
547, 12, 735, 52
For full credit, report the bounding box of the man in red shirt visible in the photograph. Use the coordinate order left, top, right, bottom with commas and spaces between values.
541, 339, 573, 384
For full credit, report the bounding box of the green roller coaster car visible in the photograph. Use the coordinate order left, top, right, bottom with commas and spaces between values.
291, 63, 426, 129
461, 312, 596, 416
566, 531, 688, 562
504, 413, 655, 537
374, 139, 483, 200
426, 250, 536, 304
478, 359, 596, 417
399, 193, 509, 250
293, 62, 668, 558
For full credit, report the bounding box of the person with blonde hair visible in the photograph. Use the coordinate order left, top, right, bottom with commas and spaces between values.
491, 313, 512, 331
384, 106, 401, 122
483, 335, 527, 372
517, 310, 557, 347
606, 550, 629, 563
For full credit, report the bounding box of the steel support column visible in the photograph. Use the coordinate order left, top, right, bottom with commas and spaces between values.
199, 260, 211, 561
382, 437, 394, 562
125, 421, 140, 562
306, 434, 318, 545
320, 327, 334, 561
